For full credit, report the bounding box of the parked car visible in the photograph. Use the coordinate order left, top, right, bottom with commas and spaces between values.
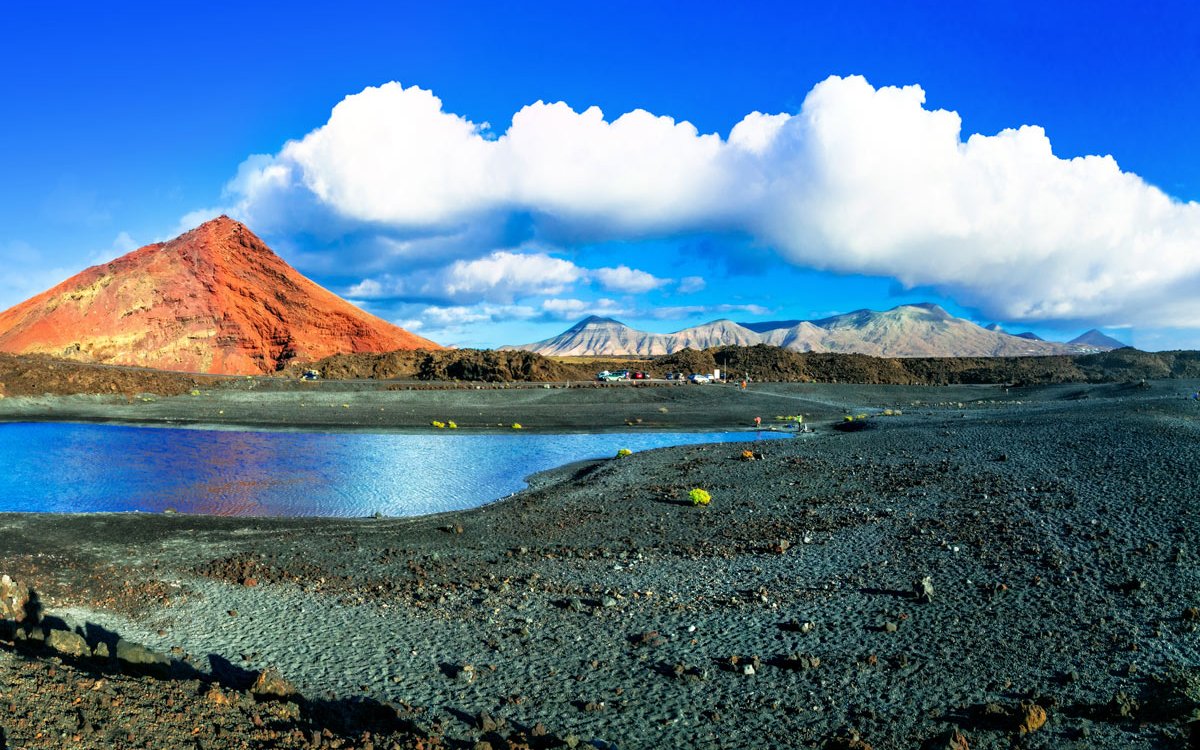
665, 372, 684, 381
613, 370, 631, 379
596, 370, 624, 381
630, 371, 647, 380
687, 373, 712, 384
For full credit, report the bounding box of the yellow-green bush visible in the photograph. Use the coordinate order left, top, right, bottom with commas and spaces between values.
689, 488, 712, 506
616, 448, 633, 458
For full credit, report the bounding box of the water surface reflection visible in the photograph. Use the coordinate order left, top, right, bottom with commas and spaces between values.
0, 423, 790, 517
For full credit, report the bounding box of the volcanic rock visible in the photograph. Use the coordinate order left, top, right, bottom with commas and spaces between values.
0, 574, 28, 620
0, 216, 440, 374
45, 628, 89, 658
251, 667, 298, 699
114, 639, 170, 676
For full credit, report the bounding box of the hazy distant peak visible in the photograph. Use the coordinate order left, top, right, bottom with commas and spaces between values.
569, 315, 626, 329
1069, 329, 1127, 348
894, 302, 952, 318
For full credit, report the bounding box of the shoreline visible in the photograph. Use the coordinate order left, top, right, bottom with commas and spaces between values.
0, 412, 800, 436
0, 379, 1154, 433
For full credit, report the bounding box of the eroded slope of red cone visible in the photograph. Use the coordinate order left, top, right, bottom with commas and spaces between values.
0, 217, 440, 374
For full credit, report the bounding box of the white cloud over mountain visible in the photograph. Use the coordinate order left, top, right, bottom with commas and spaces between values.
225, 75, 1200, 328
591, 265, 669, 293
443, 251, 584, 299
407, 298, 629, 344
345, 250, 667, 305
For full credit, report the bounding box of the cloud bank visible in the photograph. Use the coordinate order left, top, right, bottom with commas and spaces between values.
346, 250, 673, 305
225, 75, 1200, 327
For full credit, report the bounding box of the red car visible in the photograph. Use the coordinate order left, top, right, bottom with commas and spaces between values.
630, 371, 647, 380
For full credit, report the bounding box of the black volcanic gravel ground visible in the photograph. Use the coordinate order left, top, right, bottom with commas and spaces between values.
0, 380, 1198, 749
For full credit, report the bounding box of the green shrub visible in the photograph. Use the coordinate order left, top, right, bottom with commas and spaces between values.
689, 488, 712, 506
616, 448, 633, 458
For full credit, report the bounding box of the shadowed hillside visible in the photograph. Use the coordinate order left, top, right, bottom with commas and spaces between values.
3, 346, 1198, 397
297, 345, 1200, 386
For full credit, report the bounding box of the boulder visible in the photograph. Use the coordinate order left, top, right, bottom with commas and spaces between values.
250, 667, 298, 699
45, 628, 89, 658
115, 638, 171, 677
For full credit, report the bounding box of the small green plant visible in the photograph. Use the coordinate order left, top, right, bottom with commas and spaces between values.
447, 421, 458, 429
511, 423, 523, 430
689, 488, 712, 506
616, 448, 633, 458
431, 420, 446, 429
843, 415, 854, 422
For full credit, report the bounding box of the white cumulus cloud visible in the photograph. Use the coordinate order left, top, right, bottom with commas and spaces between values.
591, 265, 668, 293
345, 249, 671, 306
347, 250, 586, 304
223, 76, 1200, 328
649, 303, 770, 319
445, 251, 584, 298
540, 298, 626, 320
421, 303, 538, 328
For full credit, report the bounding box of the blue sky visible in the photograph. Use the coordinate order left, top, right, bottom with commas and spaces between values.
2, 1, 1199, 349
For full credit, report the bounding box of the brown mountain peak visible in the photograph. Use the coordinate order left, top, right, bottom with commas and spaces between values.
0, 218, 441, 374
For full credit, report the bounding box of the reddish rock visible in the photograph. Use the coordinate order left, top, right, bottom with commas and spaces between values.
0, 574, 28, 621
251, 667, 297, 699
1017, 702, 1048, 734
0, 216, 440, 374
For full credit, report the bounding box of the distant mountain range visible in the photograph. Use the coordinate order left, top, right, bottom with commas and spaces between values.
505, 304, 1127, 358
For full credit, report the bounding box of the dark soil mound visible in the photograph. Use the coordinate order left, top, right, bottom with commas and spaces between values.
0, 353, 212, 397
5, 346, 1200, 396
653, 348, 719, 376
287, 349, 579, 383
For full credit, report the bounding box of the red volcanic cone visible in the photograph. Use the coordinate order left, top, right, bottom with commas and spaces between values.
0, 216, 441, 374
